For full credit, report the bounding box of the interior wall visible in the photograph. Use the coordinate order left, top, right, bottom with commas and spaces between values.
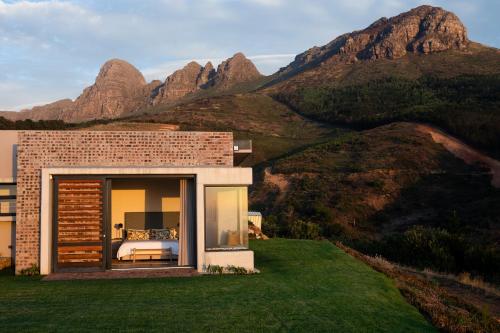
0, 222, 14, 258
111, 179, 180, 237
0, 131, 18, 181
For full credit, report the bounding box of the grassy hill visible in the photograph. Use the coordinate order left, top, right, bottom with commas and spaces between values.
273, 74, 500, 158
251, 122, 500, 282
125, 93, 343, 165
268, 45, 500, 158
0, 239, 435, 332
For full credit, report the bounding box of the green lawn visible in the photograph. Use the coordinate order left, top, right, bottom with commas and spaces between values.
0, 239, 435, 332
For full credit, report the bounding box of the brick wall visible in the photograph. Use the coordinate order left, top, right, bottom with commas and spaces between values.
15, 131, 233, 272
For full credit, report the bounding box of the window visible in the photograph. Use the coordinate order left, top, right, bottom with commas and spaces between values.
0, 184, 16, 218
205, 186, 248, 250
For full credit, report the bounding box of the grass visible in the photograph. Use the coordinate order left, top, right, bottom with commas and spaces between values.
335, 242, 500, 332
0, 239, 434, 332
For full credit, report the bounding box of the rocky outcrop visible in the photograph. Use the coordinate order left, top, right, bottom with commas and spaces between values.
0, 99, 73, 121
212, 52, 263, 89
153, 61, 215, 104
279, 5, 469, 76
3, 54, 263, 122
63, 59, 148, 121
197, 61, 216, 87
152, 54, 261, 104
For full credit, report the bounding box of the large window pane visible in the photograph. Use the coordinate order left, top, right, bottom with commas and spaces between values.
205, 187, 248, 250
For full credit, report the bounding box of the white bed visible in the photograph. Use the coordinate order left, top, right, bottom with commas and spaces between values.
117, 240, 179, 260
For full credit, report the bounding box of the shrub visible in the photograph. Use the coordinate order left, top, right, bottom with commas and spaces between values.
206, 265, 223, 275
289, 219, 320, 239
361, 226, 500, 282
225, 265, 248, 275
261, 215, 281, 238
19, 264, 40, 276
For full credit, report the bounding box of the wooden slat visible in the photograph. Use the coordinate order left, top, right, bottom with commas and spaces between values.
57, 191, 103, 196
56, 179, 104, 270
58, 211, 102, 216
58, 225, 101, 230
58, 183, 102, 187
58, 245, 102, 252
58, 216, 102, 221
57, 261, 102, 268
59, 253, 102, 260
59, 209, 102, 217
59, 179, 103, 183
57, 205, 101, 210
60, 235, 102, 241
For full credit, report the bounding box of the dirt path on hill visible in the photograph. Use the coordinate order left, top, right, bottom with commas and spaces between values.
416, 124, 500, 188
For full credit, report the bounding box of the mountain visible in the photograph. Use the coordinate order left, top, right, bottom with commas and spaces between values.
2, 53, 262, 123
153, 53, 263, 104
277, 5, 468, 78
211, 52, 263, 89
152, 61, 215, 104
66, 59, 150, 122
0, 99, 73, 121
265, 5, 500, 157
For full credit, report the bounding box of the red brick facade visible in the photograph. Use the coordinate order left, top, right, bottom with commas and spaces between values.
15, 131, 233, 271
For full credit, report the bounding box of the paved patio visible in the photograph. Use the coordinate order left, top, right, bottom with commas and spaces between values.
43, 268, 198, 281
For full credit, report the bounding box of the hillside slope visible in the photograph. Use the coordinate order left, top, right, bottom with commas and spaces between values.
251, 122, 500, 282
263, 6, 500, 157
126, 93, 341, 165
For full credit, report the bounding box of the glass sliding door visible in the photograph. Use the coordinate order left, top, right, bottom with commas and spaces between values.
205, 186, 248, 251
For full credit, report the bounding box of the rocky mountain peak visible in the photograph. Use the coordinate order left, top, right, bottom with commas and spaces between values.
153, 61, 208, 104
94, 58, 146, 87
212, 52, 263, 89
197, 61, 216, 87
279, 5, 469, 76
63, 59, 147, 121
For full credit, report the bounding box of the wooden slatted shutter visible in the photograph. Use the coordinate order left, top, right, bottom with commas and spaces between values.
55, 179, 105, 271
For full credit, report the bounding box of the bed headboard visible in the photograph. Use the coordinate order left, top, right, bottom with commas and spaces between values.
124, 212, 180, 230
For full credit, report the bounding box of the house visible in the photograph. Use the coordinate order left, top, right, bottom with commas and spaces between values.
0, 130, 253, 275
248, 211, 262, 229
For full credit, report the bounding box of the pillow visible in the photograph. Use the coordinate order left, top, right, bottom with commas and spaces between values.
126, 229, 150, 241
151, 228, 178, 240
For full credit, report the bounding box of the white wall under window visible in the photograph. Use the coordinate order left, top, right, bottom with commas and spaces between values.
205, 186, 248, 250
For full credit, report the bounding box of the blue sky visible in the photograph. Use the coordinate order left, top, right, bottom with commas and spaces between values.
1, 0, 499, 110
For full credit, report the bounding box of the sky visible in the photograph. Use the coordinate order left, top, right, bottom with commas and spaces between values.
1, 0, 499, 111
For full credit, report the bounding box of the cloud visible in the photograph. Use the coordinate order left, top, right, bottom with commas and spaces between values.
243, 0, 284, 7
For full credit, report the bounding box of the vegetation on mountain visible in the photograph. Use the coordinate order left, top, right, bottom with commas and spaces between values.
0, 117, 72, 130
273, 74, 500, 157
251, 123, 500, 282
127, 93, 341, 165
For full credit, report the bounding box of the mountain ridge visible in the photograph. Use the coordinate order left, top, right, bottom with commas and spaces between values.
1, 53, 263, 123
274, 5, 469, 81
2, 5, 499, 124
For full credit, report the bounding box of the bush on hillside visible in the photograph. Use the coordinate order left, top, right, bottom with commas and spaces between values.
274, 74, 500, 157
